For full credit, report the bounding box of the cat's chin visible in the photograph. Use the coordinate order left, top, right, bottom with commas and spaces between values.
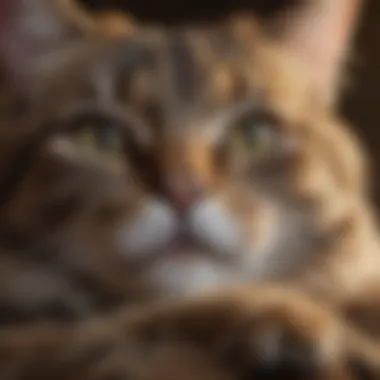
147, 252, 241, 297
161, 239, 221, 261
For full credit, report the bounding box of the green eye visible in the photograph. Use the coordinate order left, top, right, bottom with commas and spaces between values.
231, 114, 276, 153
74, 124, 123, 155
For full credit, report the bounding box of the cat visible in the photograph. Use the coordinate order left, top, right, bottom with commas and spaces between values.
0, 0, 380, 379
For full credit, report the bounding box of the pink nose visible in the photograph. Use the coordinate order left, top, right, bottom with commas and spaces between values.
164, 177, 204, 213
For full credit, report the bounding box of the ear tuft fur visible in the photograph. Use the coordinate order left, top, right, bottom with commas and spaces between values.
269, 0, 363, 103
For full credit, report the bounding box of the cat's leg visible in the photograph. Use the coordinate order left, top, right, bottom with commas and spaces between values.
1, 286, 380, 380
0, 316, 235, 380
123, 285, 380, 380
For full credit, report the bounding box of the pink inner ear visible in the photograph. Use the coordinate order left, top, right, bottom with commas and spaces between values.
278, 0, 361, 100
310, 0, 360, 89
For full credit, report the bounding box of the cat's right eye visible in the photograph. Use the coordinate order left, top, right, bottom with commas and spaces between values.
72, 122, 124, 156
228, 111, 279, 155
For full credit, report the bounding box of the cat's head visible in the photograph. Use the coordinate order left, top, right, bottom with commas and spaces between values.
0, 0, 365, 297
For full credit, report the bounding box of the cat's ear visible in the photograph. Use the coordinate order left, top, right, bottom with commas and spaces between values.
271, 0, 362, 103
92, 11, 136, 37
0, 0, 96, 92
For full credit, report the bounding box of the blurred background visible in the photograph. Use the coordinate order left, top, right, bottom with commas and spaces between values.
80, 0, 380, 209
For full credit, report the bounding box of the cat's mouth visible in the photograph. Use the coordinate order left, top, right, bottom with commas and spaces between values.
165, 239, 208, 259
158, 233, 231, 262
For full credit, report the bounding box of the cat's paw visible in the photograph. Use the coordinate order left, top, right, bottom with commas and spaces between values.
132, 286, 352, 379
128, 285, 380, 379
147, 286, 346, 378
218, 287, 345, 378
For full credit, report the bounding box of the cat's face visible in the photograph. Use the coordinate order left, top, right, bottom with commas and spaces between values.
0, 2, 364, 298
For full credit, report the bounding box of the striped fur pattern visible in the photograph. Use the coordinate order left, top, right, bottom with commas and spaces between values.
1, 0, 380, 379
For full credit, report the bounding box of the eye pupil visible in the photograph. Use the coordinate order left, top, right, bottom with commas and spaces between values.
98, 125, 117, 147
241, 118, 270, 142
245, 123, 260, 141
230, 112, 277, 153
252, 124, 271, 142
74, 122, 123, 155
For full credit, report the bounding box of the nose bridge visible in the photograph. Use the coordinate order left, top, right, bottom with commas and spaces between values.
160, 134, 215, 211
162, 135, 212, 187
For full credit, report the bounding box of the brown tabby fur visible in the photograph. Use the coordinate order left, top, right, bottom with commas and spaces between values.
2, 287, 380, 380
0, 0, 380, 379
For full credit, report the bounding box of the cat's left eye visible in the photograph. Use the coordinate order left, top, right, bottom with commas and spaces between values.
73, 123, 124, 155
229, 112, 278, 153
